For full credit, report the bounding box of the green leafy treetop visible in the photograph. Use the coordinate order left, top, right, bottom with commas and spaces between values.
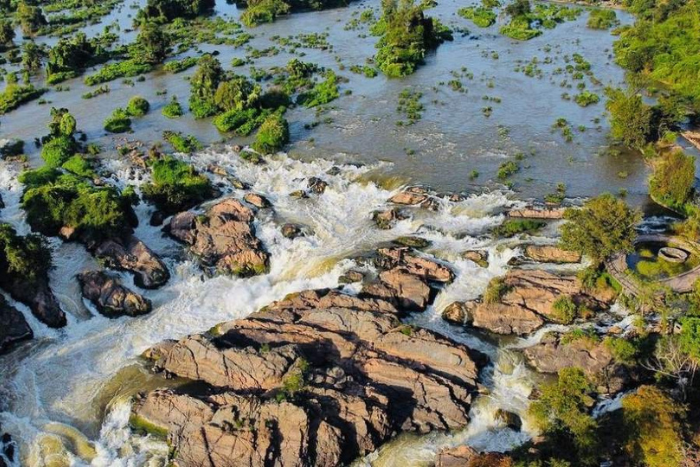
0, 223, 53, 286
560, 193, 641, 265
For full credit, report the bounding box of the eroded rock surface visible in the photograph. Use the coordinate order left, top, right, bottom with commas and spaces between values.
446, 269, 615, 335
524, 244, 581, 263
0, 295, 33, 353
168, 198, 269, 276
94, 235, 170, 289
0, 271, 66, 329
132, 251, 483, 466
78, 271, 152, 318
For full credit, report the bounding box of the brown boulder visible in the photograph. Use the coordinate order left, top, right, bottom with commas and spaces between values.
94, 235, 170, 289
524, 245, 581, 263
388, 187, 439, 210
464, 250, 489, 267
243, 193, 271, 209
0, 272, 66, 328
168, 198, 269, 277
508, 206, 565, 219
133, 283, 485, 466
0, 295, 33, 353
78, 271, 152, 318
442, 301, 473, 325
376, 247, 454, 283
307, 177, 328, 194
436, 445, 478, 467
372, 208, 408, 230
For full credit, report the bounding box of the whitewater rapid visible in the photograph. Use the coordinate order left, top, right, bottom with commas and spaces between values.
0, 148, 550, 466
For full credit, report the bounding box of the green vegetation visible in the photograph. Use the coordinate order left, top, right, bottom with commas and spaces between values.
560, 194, 641, 264
649, 149, 695, 213
604, 88, 654, 149
500, 0, 580, 40
103, 108, 132, 133
458, 6, 496, 28
396, 89, 423, 125
162, 96, 184, 118
163, 131, 201, 153
574, 91, 599, 107
42, 136, 77, 167
484, 276, 510, 304
373, 0, 451, 77
492, 219, 545, 238
241, 0, 290, 27
252, 113, 289, 154
497, 160, 519, 179
621, 386, 685, 467
604, 336, 639, 364
298, 71, 339, 107
0, 81, 46, 115
139, 0, 215, 22
142, 156, 213, 214
587, 9, 618, 29
127, 96, 150, 117
529, 368, 598, 465
213, 108, 270, 134
164, 57, 198, 73
46, 33, 108, 84
16, 1, 47, 35
0, 20, 15, 49
189, 55, 224, 119
614, 0, 700, 114
85, 60, 152, 86
0, 223, 53, 285
552, 295, 578, 324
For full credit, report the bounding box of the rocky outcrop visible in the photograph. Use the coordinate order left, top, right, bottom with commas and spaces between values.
436, 446, 512, 467
445, 269, 616, 335
0, 295, 33, 353
168, 198, 269, 277
372, 208, 408, 230
523, 333, 628, 394
0, 273, 66, 329
508, 206, 565, 219
442, 301, 472, 325
243, 193, 271, 209
94, 235, 170, 289
132, 252, 483, 466
463, 250, 488, 267
375, 247, 454, 283
524, 244, 581, 263
281, 223, 302, 239
307, 177, 328, 194
78, 271, 152, 318
0, 429, 16, 467
389, 187, 440, 211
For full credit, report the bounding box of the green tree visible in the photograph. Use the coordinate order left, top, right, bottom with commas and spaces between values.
560, 193, 641, 264
252, 113, 289, 154
21, 41, 44, 73
0, 20, 15, 49
622, 386, 684, 467
189, 55, 224, 118
604, 87, 653, 149
16, 2, 47, 35
649, 149, 695, 211
134, 22, 170, 64
529, 368, 599, 465
214, 75, 261, 112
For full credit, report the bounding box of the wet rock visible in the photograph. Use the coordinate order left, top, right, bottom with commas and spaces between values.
508, 206, 566, 219
375, 247, 454, 283
281, 223, 302, 239
393, 236, 430, 249
464, 269, 615, 335
134, 283, 485, 466
389, 187, 429, 206
0, 295, 33, 353
78, 271, 152, 318
94, 235, 170, 289
243, 193, 271, 209
494, 409, 522, 431
0, 138, 24, 159
290, 189, 308, 199
0, 194, 4, 210
206, 164, 228, 177
463, 250, 489, 267
442, 301, 473, 325
362, 268, 432, 311
239, 150, 264, 164
0, 429, 16, 467
435, 445, 478, 467
523, 333, 628, 394
0, 268, 66, 329
524, 244, 581, 263
326, 166, 341, 176
307, 177, 328, 194
338, 269, 365, 284
168, 198, 269, 277
372, 208, 408, 230
149, 210, 165, 227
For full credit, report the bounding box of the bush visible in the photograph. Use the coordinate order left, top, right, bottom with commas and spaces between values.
604, 88, 653, 149
497, 160, 519, 179
240, 0, 290, 27
104, 108, 132, 133
162, 96, 183, 118
604, 336, 638, 364
552, 295, 577, 324
0, 223, 52, 285
458, 6, 496, 27
492, 219, 545, 238
484, 276, 510, 303
621, 386, 684, 467
126, 96, 150, 117
560, 194, 641, 264
142, 156, 213, 214
0, 83, 46, 115
252, 113, 289, 154
21, 173, 135, 243
649, 149, 695, 212
587, 9, 618, 29
164, 57, 198, 73
298, 71, 339, 108
61, 155, 95, 178
85, 60, 152, 86
163, 131, 201, 153
41, 135, 76, 167
213, 107, 269, 134
574, 91, 600, 107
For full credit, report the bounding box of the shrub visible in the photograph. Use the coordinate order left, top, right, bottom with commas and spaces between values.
252, 113, 289, 154
41, 135, 76, 167
587, 9, 618, 29
163, 131, 201, 153
560, 194, 641, 264
622, 386, 684, 467
649, 149, 695, 212
240, 0, 290, 27
552, 295, 577, 324
126, 96, 150, 117
104, 108, 132, 133
574, 91, 600, 107
164, 57, 198, 73
604, 88, 653, 149
497, 160, 519, 179
162, 96, 183, 118
0, 223, 52, 285
0, 83, 46, 115
213, 107, 269, 134
85, 60, 152, 86
484, 276, 510, 304
298, 71, 339, 108
142, 156, 213, 214
458, 6, 496, 27
604, 336, 638, 364
492, 219, 545, 238
61, 155, 95, 178
189, 55, 223, 119
214, 75, 261, 112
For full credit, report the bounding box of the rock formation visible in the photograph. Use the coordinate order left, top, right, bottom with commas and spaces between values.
168, 198, 269, 277
94, 235, 170, 289
78, 271, 152, 318
0, 295, 33, 353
